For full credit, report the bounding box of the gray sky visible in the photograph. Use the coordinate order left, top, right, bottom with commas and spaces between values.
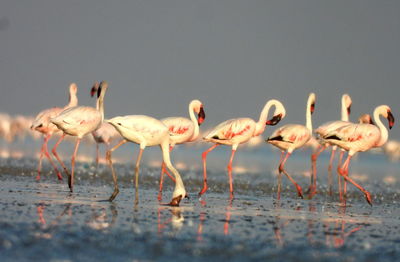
1, 0, 399, 139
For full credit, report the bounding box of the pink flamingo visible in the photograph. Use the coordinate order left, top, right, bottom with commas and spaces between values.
323, 105, 394, 205
31, 83, 78, 180
267, 93, 316, 200
105, 115, 187, 206
51, 81, 108, 192
308, 94, 352, 197
199, 99, 286, 198
158, 99, 205, 200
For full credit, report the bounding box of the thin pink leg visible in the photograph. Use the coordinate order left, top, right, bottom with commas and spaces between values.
95, 143, 100, 168
337, 150, 344, 201
279, 152, 303, 199
36, 136, 46, 180
43, 134, 62, 180
276, 151, 285, 200
309, 145, 326, 197
327, 147, 337, 195
338, 154, 372, 205
69, 138, 81, 192
227, 149, 237, 199
52, 133, 68, 179
199, 144, 219, 196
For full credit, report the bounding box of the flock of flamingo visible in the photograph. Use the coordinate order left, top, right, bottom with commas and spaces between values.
0, 82, 396, 207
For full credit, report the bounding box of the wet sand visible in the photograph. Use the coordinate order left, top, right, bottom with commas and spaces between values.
0, 155, 400, 262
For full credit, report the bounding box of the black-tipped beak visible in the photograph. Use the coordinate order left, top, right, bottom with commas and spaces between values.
347, 105, 351, 116
198, 107, 205, 126
266, 114, 282, 126
388, 111, 395, 129
310, 102, 316, 115
97, 86, 102, 98
90, 86, 97, 97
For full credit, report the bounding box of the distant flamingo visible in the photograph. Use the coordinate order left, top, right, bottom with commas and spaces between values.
31, 83, 78, 180
267, 93, 316, 200
158, 99, 205, 200
90, 82, 121, 167
106, 115, 187, 206
51, 81, 108, 192
323, 105, 395, 205
308, 94, 352, 197
199, 99, 286, 198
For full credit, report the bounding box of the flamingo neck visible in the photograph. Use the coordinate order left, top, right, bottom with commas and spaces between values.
255, 99, 278, 136
98, 88, 106, 123
374, 107, 388, 147
305, 96, 313, 132
161, 141, 185, 198
188, 102, 200, 141
341, 95, 349, 121
66, 89, 78, 109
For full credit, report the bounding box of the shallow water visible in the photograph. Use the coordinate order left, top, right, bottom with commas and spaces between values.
0, 149, 400, 261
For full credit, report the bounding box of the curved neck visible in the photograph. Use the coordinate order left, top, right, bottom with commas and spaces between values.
188, 103, 200, 141
255, 100, 278, 136
341, 96, 349, 121
98, 88, 106, 122
374, 108, 388, 147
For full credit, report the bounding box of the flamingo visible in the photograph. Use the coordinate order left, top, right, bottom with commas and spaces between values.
51, 81, 108, 192
90, 82, 121, 167
106, 115, 187, 206
158, 99, 205, 200
31, 83, 78, 180
308, 94, 352, 197
199, 99, 286, 198
323, 105, 395, 205
266, 93, 316, 200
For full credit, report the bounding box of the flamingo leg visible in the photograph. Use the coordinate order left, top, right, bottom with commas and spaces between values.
279, 152, 303, 199
36, 136, 46, 180
134, 148, 144, 206
337, 150, 345, 201
327, 146, 337, 195
95, 143, 100, 169
52, 133, 69, 179
227, 149, 237, 199
338, 154, 372, 205
199, 144, 220, 196
309, 144, 327, 197
106, 139, 128, 201
42, 134, 62, 180
69, 138, 81, 192
276, 151, 285, 200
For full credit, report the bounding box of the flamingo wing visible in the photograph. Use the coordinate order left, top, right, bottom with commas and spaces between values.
205, 118, 255, 141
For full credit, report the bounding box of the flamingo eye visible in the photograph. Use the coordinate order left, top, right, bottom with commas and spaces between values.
117, 123, 122, 126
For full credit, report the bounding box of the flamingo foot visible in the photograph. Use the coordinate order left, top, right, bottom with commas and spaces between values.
198, 183, 208, 197
108, 188, 119, 202
157, 191, 163, 202
36, 174, 41, 181
168, 195, 183, 206
296, 185, 304, 199
56, 172, 63, 181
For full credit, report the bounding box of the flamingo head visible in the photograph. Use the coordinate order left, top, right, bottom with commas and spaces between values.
358, 114, 374, 125
266, 113, 283, 126
191, 100, 205, 126
343, 94, 352, 116
90, 81, 99, 97
69, 83, 78, 94
308, 92, 316, 115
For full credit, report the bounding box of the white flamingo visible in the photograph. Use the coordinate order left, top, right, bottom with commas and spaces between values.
31, 83, 78, 180
200, 99, 286, 198
308, 94, 352, 197
90, 82, 121, 167
106, 115, 187, 206
323, 105, 394, 205
51, 81, 108, 192
158, 99, 205, 200
267, 93, 316, 200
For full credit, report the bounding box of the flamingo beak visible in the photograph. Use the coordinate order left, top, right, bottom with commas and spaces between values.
90, 86, 97, 97
347, 105, 351, 116
168, 195, 183, 206
97, 86, 102, 98
310, 102, 316, 115
387, 111, 395, 129
266, 113, 282, 126
198, 107, 205, 126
